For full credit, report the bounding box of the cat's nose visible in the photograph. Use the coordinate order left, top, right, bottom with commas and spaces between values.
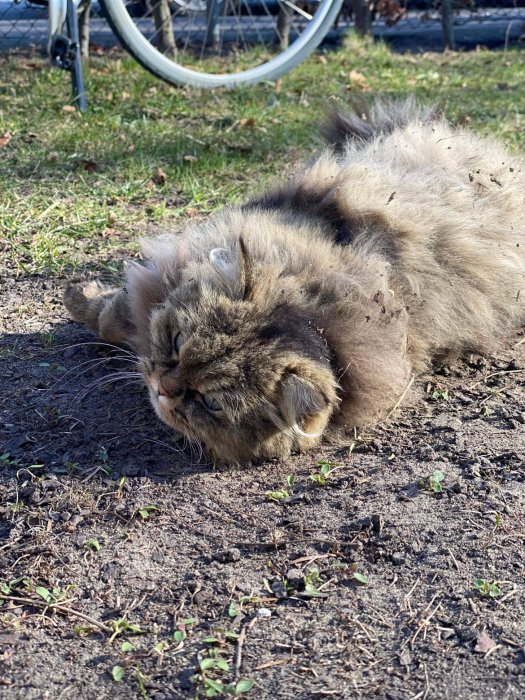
158, 373, 185, 399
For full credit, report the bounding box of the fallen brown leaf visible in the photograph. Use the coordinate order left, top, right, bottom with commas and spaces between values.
0, 132, 12, 149
239, 117, 256, 128
78, 159, 98, 172
474, 632, 496, 654
152, 167, 167, 185
348, 70, 370, 91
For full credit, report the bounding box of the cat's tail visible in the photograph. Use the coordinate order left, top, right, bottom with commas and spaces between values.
322, 97, 440, 153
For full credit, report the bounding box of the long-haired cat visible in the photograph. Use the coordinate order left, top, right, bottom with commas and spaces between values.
64, 99, 525, 463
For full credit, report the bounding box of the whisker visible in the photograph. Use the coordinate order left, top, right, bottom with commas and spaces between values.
75, 373, 143, 402
140, 435, 188, 457
46, 356, 139, 394
61, 341, 139, 360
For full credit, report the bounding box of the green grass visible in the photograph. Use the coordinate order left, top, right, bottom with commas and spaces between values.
0, 36, 524, 275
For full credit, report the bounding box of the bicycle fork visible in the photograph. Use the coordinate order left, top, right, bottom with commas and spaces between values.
49, 0, 88, 111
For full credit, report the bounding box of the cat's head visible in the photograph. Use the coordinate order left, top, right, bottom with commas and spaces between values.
127, 237, 339, 463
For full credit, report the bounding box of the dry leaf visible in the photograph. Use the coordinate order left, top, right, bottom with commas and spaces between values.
239, 117, 256, 128
183, 154, 197, 162
398, 649, 412, 666
348, 70, 370, 91
79, 159, 97, 172
474, 632, 496, 654
317, 55, 328, 65
152, 168, 167, 185
0, 131, 12, 149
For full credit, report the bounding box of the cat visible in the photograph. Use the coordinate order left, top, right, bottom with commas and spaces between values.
64, 98, 525, 463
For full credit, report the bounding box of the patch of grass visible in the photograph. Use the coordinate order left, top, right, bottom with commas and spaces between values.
0, 37, 524, 276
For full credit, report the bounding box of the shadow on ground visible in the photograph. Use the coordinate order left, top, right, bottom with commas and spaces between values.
1, 273, 525, 699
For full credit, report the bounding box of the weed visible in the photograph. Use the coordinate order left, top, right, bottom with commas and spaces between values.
420, 469, 445, 494
35, 584, 74, 603
265, 474, 296, 502
111, 665, 125, 682
136, 505, 160, 520
0, 453, 20, 467
309, 459, 340, 486
84, 539, 101, 552
173, 617, 198, 644
302, 566, 326, 598
351, 571, 369, 586
39, 330, 58, 347
431, 389, 449, 401
195, 647, 255, 697
265, 488, 289, 502
109, 618, 144, 643
474, 579, 502, 597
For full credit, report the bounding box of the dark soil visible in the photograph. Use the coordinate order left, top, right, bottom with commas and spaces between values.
1, 273, 524, 699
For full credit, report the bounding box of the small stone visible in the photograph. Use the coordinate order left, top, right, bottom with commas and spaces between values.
271, 580, 288, 599
257, 608, 272, 618
285, 568, 304, 588
441, 628, 455, 640
371, 513, 384, 535
193, 589, 213, 606
457, 626, 477, 642
391, 552, 405, 566
215, 548, 241, 563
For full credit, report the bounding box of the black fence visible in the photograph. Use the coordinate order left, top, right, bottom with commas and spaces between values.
0, 0, 524, 54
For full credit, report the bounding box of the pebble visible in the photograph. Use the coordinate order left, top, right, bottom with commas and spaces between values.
215, 547, 241, 563
391, 551, 405, 566
285, 568, 304, 588
457, 626, 477, 642
257, 608, 272, 618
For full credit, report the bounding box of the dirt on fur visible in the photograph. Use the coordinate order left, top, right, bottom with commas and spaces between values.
1, 272, 524, 700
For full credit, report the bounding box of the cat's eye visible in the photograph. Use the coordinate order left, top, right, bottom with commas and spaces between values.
173, 332, 184, 354
202, 393, 222, 412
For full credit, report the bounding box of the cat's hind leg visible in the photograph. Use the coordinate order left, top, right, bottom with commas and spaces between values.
64, 278, 134, 346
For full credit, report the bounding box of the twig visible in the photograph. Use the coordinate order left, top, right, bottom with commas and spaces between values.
0, 594, 111, 633
402, 577, 420, 613
384, 374, 415, 422
447, 547, 460, 570
234, 624, 248, 680
470, 368, 524, 390
255, 658, 293, 671
351, 618, 378, 644
496, 589, 518, 606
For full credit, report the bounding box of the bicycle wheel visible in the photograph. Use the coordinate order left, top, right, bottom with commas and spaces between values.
99, 0, 343, 88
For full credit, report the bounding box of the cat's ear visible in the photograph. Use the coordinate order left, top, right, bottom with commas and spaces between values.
209, 238, 254, 300
278, 371, 333, 438
238, 237, 254, 300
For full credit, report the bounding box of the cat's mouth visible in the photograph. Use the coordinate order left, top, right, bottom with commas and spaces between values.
147, 381, 191, 432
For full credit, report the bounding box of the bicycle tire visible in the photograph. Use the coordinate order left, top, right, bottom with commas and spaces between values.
99, 0, 343, 88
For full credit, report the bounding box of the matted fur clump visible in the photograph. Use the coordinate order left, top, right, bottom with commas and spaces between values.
64, 99, 525, 463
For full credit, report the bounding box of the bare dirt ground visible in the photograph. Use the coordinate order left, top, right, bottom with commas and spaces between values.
1, 272, 524, 699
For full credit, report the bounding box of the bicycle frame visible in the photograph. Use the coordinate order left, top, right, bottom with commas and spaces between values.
48, 0, 88, 110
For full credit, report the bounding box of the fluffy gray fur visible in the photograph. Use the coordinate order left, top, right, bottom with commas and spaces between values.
64, 100, 525, 462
